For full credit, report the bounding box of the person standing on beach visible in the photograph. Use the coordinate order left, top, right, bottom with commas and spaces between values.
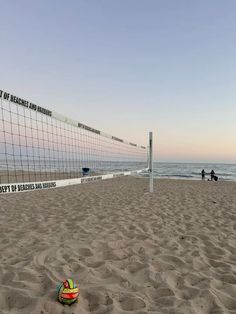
201, 169, 205, 180
210, 169, 215, 181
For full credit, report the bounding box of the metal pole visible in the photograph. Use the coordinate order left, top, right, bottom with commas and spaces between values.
149, 132, 153, 192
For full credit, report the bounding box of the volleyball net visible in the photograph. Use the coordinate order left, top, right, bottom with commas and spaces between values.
0, 89, 149, 193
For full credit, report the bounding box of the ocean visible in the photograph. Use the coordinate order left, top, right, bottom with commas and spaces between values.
1, 159, 236, 182
142, 162, 236, 181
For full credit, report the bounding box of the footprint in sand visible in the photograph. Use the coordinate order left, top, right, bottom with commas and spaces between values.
86, 259, 105, 268
159, 255, 186, 268
118, 295, 146, 311
78, 247, 93, 257
83, 291, 113, 312
91, 264, 113, 279
211, 278, 236, 299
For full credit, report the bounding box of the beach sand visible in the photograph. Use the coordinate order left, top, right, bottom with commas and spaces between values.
0, 177, 236, 314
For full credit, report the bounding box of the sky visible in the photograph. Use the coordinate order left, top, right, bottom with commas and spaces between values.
0, 0, 236, 163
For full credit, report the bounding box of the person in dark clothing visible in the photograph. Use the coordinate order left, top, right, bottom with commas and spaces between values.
201, 169, 205, 180
214, 175, 218, 181
210, 170, 215, 181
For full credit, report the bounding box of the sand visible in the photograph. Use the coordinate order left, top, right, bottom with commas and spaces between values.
0, 177, 236, 314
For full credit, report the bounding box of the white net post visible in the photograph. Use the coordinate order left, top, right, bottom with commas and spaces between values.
149, 131, 153, 193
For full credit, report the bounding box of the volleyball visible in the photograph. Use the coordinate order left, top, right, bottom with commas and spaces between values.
57, 279, 79, 305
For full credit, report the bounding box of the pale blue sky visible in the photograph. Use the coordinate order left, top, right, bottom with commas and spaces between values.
1, 0, 236, 162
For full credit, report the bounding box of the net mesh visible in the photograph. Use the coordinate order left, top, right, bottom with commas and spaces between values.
0, 92, 147, 184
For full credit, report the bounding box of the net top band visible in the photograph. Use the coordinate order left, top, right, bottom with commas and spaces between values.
0, 89, 146, 150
